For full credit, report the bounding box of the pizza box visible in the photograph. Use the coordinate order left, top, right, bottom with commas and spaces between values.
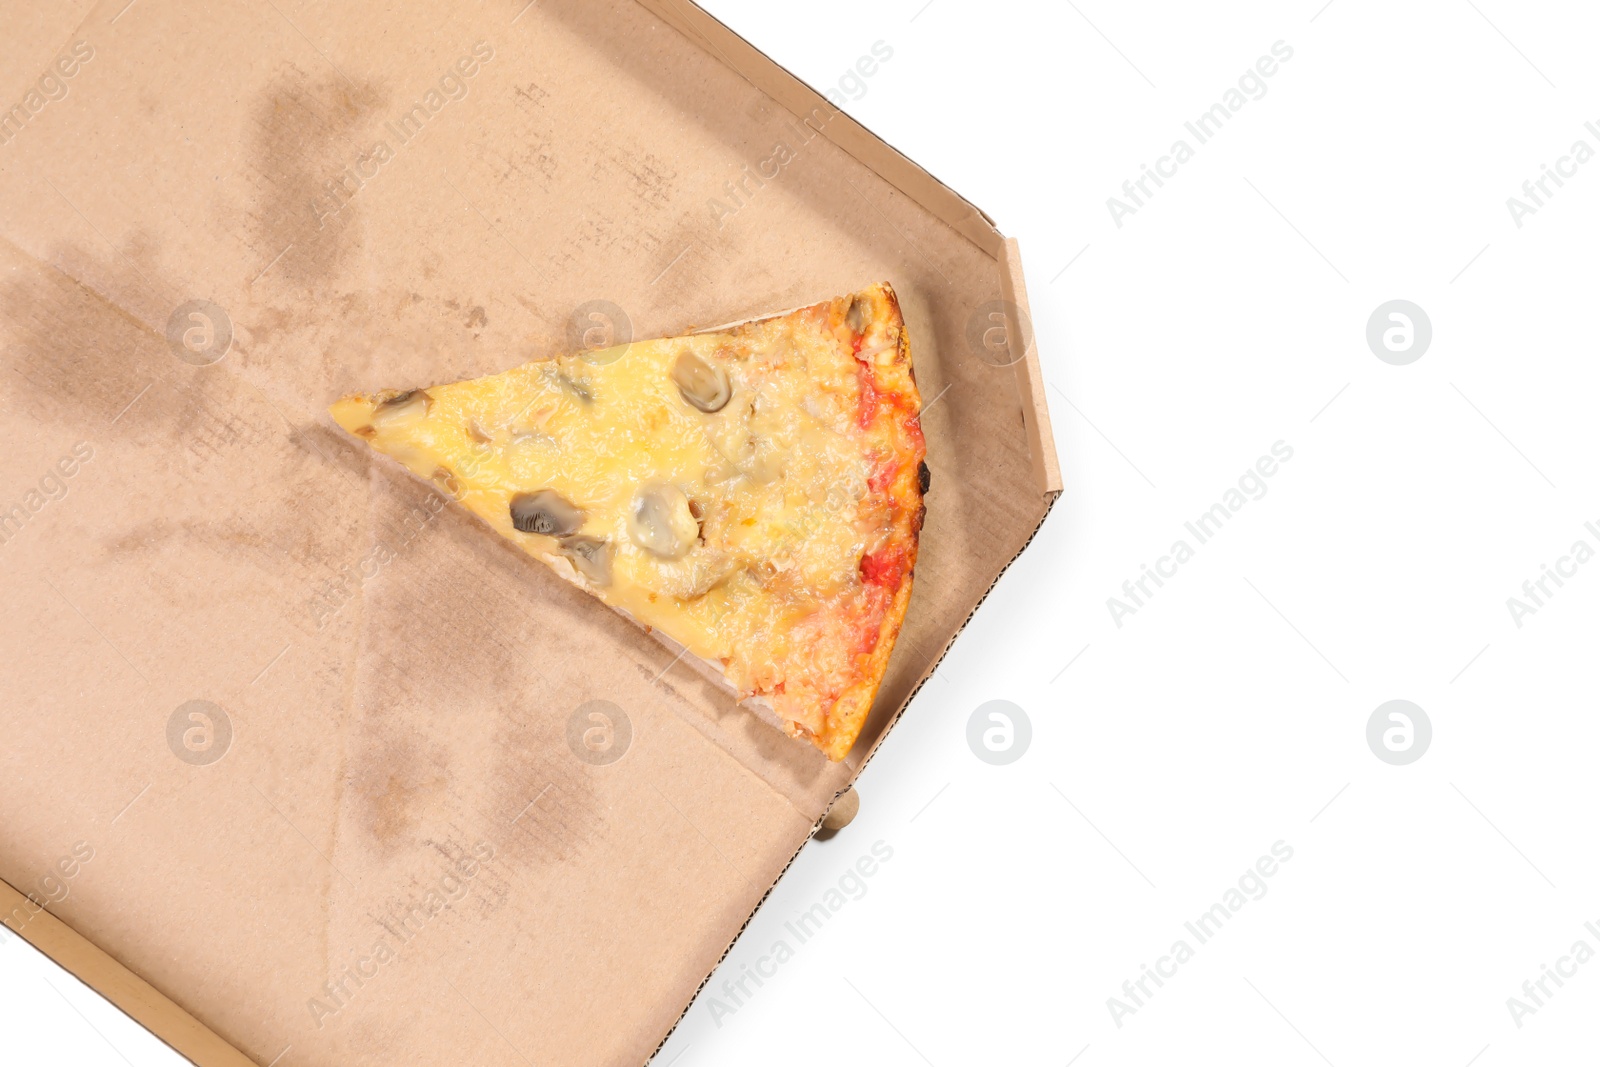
0, 1, 1060, 1063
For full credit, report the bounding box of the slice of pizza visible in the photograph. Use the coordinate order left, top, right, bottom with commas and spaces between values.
330, 283, 926, 761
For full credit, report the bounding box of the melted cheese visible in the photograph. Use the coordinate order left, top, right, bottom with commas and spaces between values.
331, 284, 922, 759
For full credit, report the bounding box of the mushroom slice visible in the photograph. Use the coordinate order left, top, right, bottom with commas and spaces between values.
558, 535, 612, 586
542, 364, 594, 404
509, 489, 584, 537
846, 295, 871, 338
627, 482, 700, 560
431, 466, 462, 498
372, 389, 432, 430
671, 351, 731, 413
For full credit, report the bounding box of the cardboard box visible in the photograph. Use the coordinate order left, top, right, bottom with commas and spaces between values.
0, 1, 1060, 1063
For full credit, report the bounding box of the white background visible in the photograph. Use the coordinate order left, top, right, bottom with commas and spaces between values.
6, 0, 1599, 1064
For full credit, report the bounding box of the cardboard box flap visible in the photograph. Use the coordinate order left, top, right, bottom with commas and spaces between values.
1002, 237, 1064, 500
0, 1, 1060, 1064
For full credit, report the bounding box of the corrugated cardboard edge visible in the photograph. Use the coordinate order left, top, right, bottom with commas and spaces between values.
3, 3, 1066, 1064
0, 877, 257, 1067
1001, 236, 1064, 500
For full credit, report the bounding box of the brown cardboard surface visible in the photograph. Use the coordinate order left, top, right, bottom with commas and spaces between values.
0, 1, 1057, 1064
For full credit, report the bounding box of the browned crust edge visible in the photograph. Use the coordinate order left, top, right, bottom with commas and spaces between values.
814, 281, 923, 760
